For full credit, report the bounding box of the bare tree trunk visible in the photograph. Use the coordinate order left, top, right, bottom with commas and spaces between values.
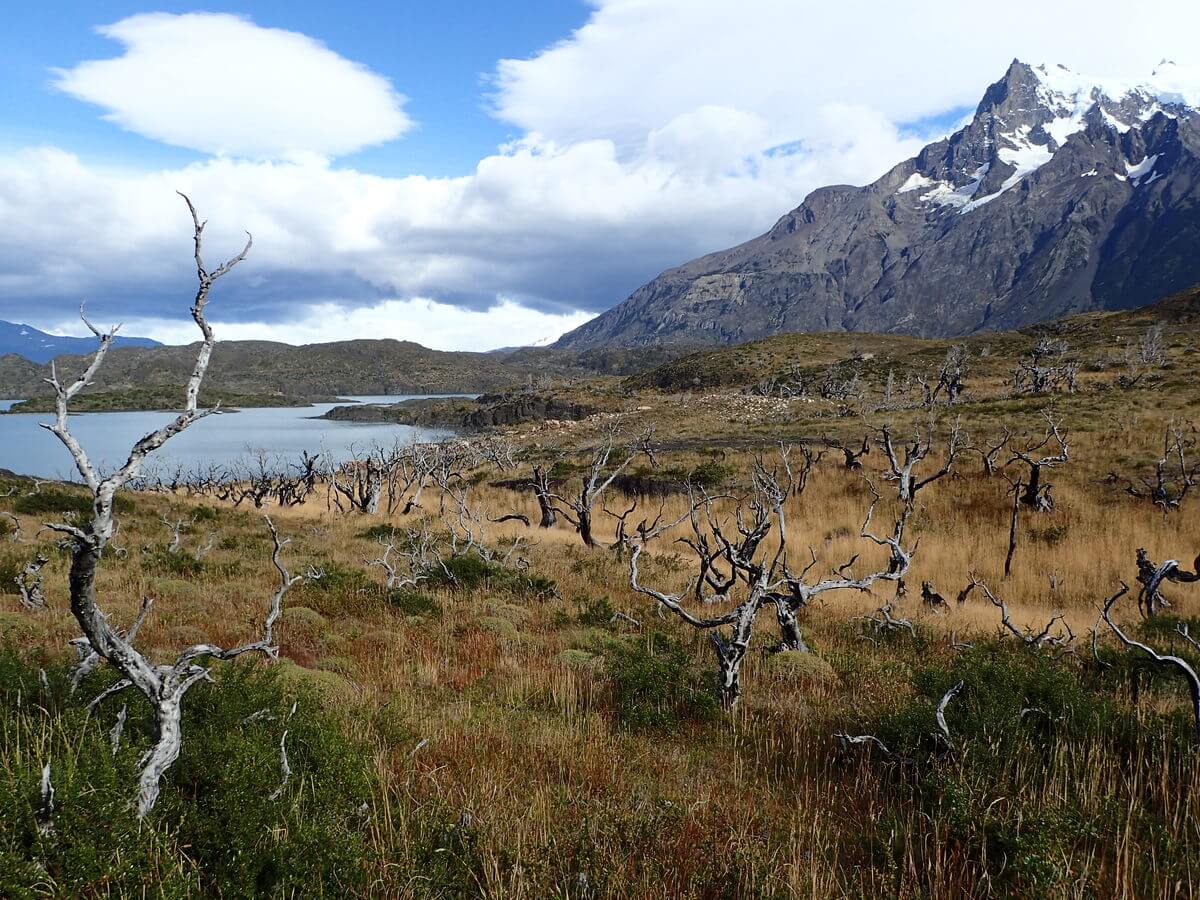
577, 508, 595, 548
1005, 479, 1021, 578
773, 598, 811, 653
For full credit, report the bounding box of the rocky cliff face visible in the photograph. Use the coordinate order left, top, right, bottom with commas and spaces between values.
556, 61, 1200, 349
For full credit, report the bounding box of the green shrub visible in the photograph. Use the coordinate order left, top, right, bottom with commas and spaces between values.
687, 460, 732, 488
358, 523, 403, 541
303, 561, 377, 596
604, 631, 719, 732
145, 547, 205, 577
0, 556, 19, 595
1028, 523, 1070, 546
0, 649, 375, 897
12, 487, 133, 517
576, 595, 617, 628
424, 553, 556, 599
191, 504, 220, 523
386, 589, 441, 617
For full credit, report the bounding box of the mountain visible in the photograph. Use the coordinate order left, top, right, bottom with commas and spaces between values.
0, 337, 681, 408
555, 60, 1200, 349
0, 320, 160, 363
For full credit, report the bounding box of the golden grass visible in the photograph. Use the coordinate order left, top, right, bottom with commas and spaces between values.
3, 400, 1200, 896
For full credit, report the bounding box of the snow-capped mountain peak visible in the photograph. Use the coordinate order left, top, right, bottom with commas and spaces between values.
554, 57, 1200, 350
900, 60, 1199, 217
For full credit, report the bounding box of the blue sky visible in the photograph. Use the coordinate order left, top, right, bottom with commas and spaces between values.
1, 1, 589, 175
0, 1, 1196, 351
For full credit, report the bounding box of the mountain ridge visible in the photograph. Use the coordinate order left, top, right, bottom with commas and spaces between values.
0, 319, 160, 364
0, 336, 684, 407
554, 59, 1200, 349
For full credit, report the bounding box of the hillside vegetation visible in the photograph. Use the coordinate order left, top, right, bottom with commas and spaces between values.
0, 338, 683, 408
5, 286, 1200, 895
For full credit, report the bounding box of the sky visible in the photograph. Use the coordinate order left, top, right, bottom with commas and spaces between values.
1, 1, 1199, 351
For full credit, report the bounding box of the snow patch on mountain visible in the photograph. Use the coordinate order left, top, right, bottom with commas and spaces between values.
1126, 153, 1161, 187
897, 172, 935, 194
921, 163, 989, 209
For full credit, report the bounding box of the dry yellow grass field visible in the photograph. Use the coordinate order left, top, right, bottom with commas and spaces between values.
4, 393, 1200, 896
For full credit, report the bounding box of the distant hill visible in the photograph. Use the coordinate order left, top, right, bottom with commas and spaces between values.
622, 283, 1200, 394
556, 60, 1200, 349
0, 336, 682, 408
0, 320, 160, 363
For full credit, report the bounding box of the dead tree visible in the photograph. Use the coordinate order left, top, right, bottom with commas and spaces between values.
967, 428, 1012, 477
369, 526, 439, 591
275, 450, 321, 507
329, 445, 384, 515
162, 516, 190, 553
16, 553, 48, 609
1013, 339, 1078, 395
876, 421, 961, 503
1006, 411, 1070, 512
2, 511, 22, 542
400, 443, 442, 515
777, 443, 825, 496
603, 498, 639, 557
921, 580, 948, 610
826, 434, 871, 470
1135, 548, 1200, 618
1103, 583, 1200, 737
528, 464, 559, 528
1118, 325, 1167, 389
917, 345, 969, 407
971, 578, 1075, 653
548, 430, 652, 548
30, 194, 313, 817
1108, 423, 1199, 515
862, 603, 916, 638
629, 467, 912, 708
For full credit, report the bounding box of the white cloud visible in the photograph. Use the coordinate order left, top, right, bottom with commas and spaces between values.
8, 1, 1199, 350
0, 122, 922, 333
64, 298, 595, 353
491, 0, 1200, 147
53, 13, 411, 159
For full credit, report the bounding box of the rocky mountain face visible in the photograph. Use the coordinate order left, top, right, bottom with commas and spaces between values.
556, 61, 1200, 349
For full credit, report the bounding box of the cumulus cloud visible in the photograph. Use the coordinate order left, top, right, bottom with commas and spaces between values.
9, 1, 1200, 350
0, 120, 922, 332
53, 13, 411, 159
491, 0, 1200, 147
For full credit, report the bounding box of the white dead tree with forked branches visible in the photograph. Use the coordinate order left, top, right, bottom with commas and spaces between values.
628, 459, 913, 709
1006, 411, 1070, 512
34, 194, 307, 818
876, 420, 962, 503
548, 428, 655, 548
1102, 583, 1200, 737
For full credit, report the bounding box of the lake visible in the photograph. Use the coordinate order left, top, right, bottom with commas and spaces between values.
0, 396, 459, 480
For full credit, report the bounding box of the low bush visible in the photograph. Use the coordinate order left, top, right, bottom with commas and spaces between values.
604, 631, 719, 732
145, 547, 205, 577
11, 487, 133, 517
0, 555, 20, 595
576, 595, 618, 628
424, 553, 557, 599
191, 503, 220, 523
0, 648, 375, 897
385, 588, 441, 617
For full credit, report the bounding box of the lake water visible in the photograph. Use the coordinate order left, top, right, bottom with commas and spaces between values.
0, 395, 459, 480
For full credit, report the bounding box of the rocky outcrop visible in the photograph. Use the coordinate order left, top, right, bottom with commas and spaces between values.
320, 394, 598, 428
556, 61, 1200, 349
